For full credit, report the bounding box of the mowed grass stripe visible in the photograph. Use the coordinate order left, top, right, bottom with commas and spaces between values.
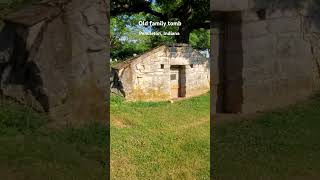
110, 93, 210, 179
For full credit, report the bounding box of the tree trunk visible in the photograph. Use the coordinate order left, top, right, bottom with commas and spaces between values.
176, 26, 191, 43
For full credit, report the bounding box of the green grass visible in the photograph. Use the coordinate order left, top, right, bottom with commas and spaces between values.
110, 94, 210, 179
4, 88, 320, 179
0, 100, 107, 180
214, 92, 320, 180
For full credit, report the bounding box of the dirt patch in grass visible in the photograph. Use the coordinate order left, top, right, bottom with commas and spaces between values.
110, 155, 138, 180
175, 118, 209, 132
111, 115, 130, 128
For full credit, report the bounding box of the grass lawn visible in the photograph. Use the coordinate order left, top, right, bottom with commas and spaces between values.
0, 100, 107, 180
2, 90, 320, 180
214, 92, 320, 180
110, 93, 210, 179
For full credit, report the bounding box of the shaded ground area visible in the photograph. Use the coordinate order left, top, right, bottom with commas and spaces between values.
0, 100, 107, 180
214, 92, 320, 180
110, 93, 210, 179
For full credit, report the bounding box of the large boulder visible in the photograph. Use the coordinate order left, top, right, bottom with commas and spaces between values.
0, 0, 108, 123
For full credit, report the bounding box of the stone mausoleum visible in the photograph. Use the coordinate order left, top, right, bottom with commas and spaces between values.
211, 0, 320, 114
111, 44, 210, 101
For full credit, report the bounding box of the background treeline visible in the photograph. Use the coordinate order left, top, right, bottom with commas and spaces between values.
111, 0, 210, 61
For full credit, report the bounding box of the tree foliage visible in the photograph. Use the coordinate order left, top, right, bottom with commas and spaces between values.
190, 28, 210, 50
111, 14, 154, 60
111, 0, 210, 60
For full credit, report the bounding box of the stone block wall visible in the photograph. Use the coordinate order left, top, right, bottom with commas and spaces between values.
211, 0, 320, 113
128, 46, 171, 101
211, 0, 252, 11
241, 4, 320, 112
185, 57, 210, 98
118, 45, 210, 101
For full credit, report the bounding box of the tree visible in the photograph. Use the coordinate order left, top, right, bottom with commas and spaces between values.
111, 14, 153, 60
111, 0, 210, 43
189, 28, 210, 50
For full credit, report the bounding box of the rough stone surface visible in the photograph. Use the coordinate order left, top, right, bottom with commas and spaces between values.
0, 0, 108, 123
211, 0, 320, 113
112, 44, 210, 101
211, 0, 251, 11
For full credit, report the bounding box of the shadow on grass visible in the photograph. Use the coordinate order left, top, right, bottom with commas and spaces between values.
214, 92, 320, 180
0, 99, 108, 180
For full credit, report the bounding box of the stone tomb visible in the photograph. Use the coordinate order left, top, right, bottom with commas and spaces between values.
211, 0, 320, 113
111, 44, 210, 101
